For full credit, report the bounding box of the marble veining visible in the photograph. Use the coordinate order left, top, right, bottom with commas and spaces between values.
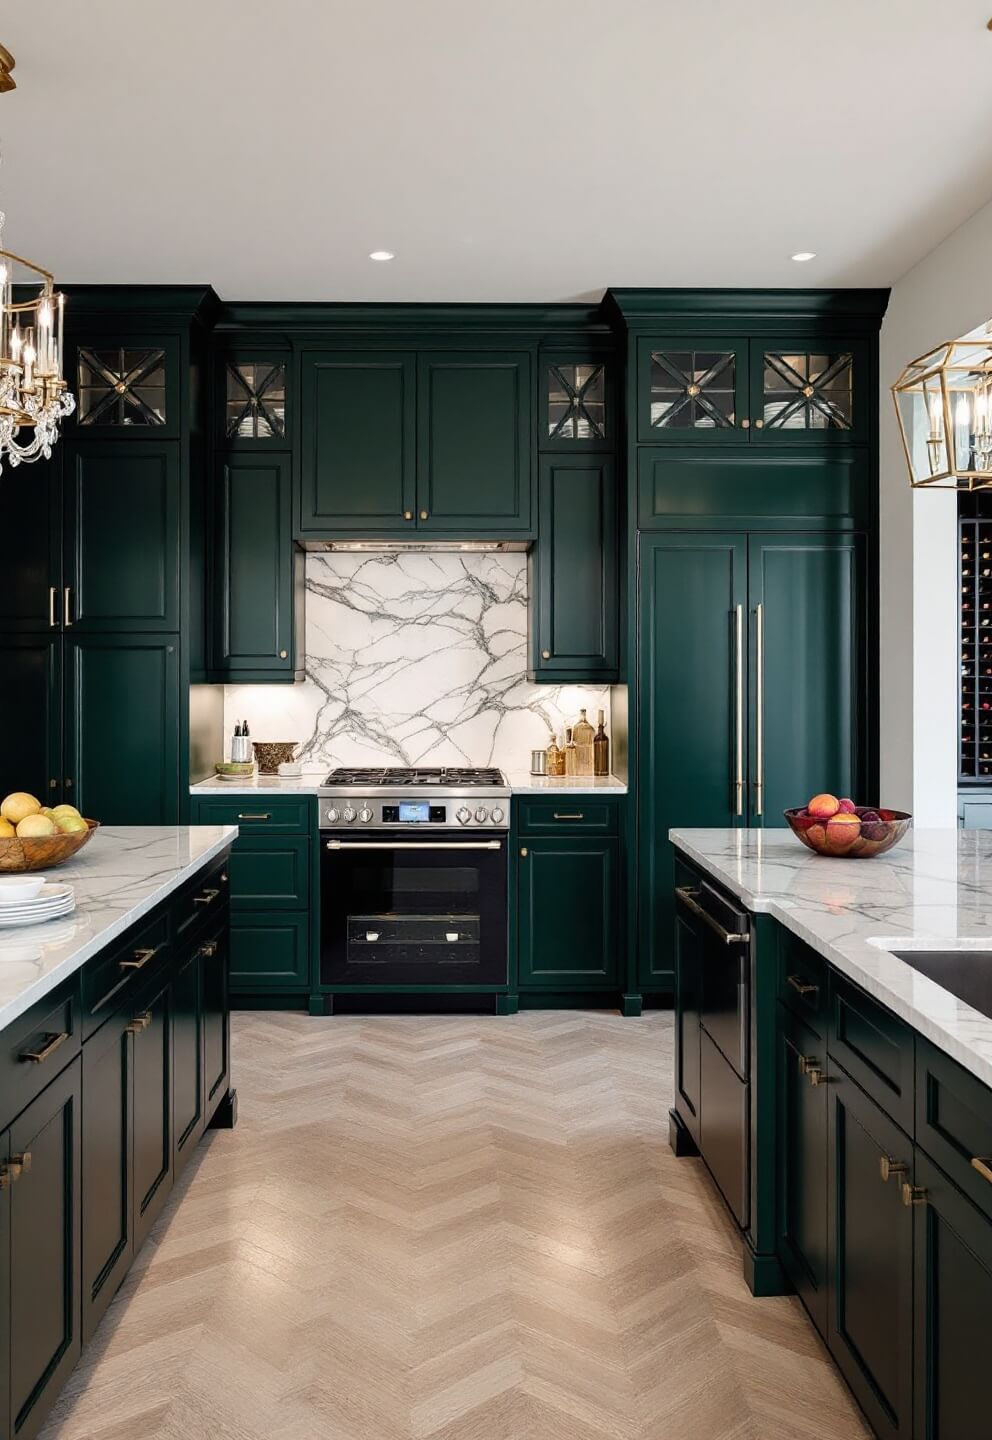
223, 552, 612, 770
0, 826, 237, 1032
670, 827, 992, 1087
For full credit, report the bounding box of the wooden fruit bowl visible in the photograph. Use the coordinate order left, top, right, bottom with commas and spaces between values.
0, 819, 99, 873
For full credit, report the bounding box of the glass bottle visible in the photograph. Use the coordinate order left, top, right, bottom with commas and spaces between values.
551, 731, 566, 776
593, 709, 610, 776
545, 733, 562, 776
573, 708, 595, 775
564, 726, 577, 776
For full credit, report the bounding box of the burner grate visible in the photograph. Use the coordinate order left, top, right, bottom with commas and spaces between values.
325, 766, 504, 787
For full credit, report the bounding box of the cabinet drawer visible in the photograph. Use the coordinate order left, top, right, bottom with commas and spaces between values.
228, 834, 310, 910
81, 911, 170, 1039
916, 1038, 992, 1223
193, 796, 312, 832
699, 1028, 749, 1229
828, 973, 915, 1133
0, 973, 82, 1130
515, 798, 619, 834
172, 855, 230, 945
229, 911, 310, 991
778, 932, 827, 1029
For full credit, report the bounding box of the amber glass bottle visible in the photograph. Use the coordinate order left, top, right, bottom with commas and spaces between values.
593, 709, 610, 776
564, 726, 577, 776
573, 708, 595, 775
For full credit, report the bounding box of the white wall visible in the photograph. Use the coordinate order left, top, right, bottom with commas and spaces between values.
879, 198, 992, 825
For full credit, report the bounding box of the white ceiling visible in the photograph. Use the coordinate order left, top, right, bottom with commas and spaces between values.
3, 1, 992, 302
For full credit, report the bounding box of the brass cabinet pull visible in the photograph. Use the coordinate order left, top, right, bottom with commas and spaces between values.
902, 1182, 927, 1207
126, 1012, 152, 1035
541, 649, 551, 660
553, 812, 584, 821
403, 510, 413, 521
798, 1055, 824, 1087
119, 944, 162, 971
0, 1167, 9, 1191
520, 847, 528, 857
971, 1156, 992, 1185
787, 974, 818, 998
193, 887, 220, 905
754, 418, 765, 429
237, 813, 271, 822
420, 510, 428, 520
880, 1155, 908, 1183
48, 586, 57, 627
675, 886, 751, 945
198, 941, 218, 958
733, 603, 744, 816
279, 649, 288, 659
753, 602, 764, 815
740, 418, 750, 429
63, 586, 72, 626
8, 1152, 31, 1179
18, 1031, 69, 1065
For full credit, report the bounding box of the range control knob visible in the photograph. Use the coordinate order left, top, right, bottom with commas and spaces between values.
490, 806, 504, 825
325, 806, 339, 825
474, 806, 488, 824
456, 806, 472, 825
359, 806, 373, 824
342, 806, 357, 824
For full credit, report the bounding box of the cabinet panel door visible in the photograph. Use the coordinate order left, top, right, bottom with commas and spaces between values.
0, 636, 61, 808
749, 338, 866, 446
914, 1149, 992, 1440
132, 977, 173, 1250
0, 453, 60, 631
229, 912, 310, 992
532, 456, 617, 680
417, 353, 532, 534
637, 337, 750, 444
673, 904, 702, 1147
81, 1009, 132, 1343
748, 534, 864, 826
0, 1129, 8, 1440
172, 947, 204, 1178
64, 635, 180, 824
63, 443, 180, 631
227, 835, 310, 910
8, 1059, 81, 1440
638, 534, 747, 989
201, 926, 230, 1120
776, 1003, 828, 1338
517, 839, 618, 987
299, 352, 415, 533
214, 453, 296, 676
827, 1064, 914, 1440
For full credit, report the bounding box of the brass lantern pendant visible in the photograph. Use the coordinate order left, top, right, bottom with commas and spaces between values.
892, 335, 992, 490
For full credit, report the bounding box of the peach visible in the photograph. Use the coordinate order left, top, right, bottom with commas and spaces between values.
826, 813, 861, 850
838, 797, 857, 814
806, 822, 827, 848
808, 793, 841, 820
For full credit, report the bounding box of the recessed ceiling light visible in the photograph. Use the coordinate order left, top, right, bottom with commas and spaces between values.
369, 250, 395, 262
791, 251, 816, 263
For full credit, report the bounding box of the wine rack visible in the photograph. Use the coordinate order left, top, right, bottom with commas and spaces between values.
960, 513, 992, 779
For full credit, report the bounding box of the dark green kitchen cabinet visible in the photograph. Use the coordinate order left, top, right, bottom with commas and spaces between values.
673, 894, 703, 1148
62, 442, 180, 632
637, 337, 751, 444
517, 838, 619, 988
172, 943, 204, 1178
0, 637, 61, 806
540, 355, 613, 450
529, 456, 618, 681
417, 352, 532, 534
229, 911, 310, 992
69, 337, 181, 440
298, 351, 416, 534
0, 1127, 7, 1440
212, 452, 302, 680
827, 1061, 914, 1440
776, 1003, 829, 1339
81, 1008, 132, 1343
63, 635, 180, 824
131, 972, 173, 1250
0, 455, 59, 633
7, 1058, 81, 1440
202, 925, 231, 1116
913, 1149, 992, 1440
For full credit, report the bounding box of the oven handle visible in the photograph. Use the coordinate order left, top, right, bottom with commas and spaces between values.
324, 839, 503, 851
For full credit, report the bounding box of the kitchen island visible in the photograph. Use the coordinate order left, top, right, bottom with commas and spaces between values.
668, 827, 992, 1440
0, 825, 236, 1440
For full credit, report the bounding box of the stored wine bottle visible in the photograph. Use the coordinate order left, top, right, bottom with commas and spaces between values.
572, 709, 595, 775
593, 709, 609, 776
564, 727, 577, 777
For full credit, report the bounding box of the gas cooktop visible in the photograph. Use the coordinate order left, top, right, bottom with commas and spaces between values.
323, 767, 505, 788
318, 766, 510, 828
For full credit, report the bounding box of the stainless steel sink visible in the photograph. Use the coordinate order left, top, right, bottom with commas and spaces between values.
890, 950, 992, 1020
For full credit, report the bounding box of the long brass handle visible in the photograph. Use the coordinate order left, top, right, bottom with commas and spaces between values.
18, 1031, 69, 1065
787, 974, 819, 998
553, 812, 584, 821
193, 888, 221, 905
675, 886, 750, 945
971, 1156, 992, 1185
880, 1155, 908, 1183
237, 813, 271, 821
734, 603, 744, 817
49, 586, 57, 628
326, 840, 502, 852
119, 943, 163, 971
63, 586, 72, 627
753, 602, 764, 816
8, 1152, 31, 1179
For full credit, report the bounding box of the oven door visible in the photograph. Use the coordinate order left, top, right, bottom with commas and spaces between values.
320, 830, 508, 986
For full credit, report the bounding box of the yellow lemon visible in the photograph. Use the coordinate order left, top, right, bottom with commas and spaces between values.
0, 819, 15, 838
1, 792, 41, 824
54, 814, 88, 834
51, 803, 81, 821
15, 814, 56, 838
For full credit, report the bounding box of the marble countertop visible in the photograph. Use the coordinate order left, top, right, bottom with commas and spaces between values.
0, 826, 237, 1033
191, 772, 627, 797
669, 827, 992, 1088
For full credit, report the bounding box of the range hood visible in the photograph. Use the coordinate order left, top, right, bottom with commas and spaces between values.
297, 539, 530, 553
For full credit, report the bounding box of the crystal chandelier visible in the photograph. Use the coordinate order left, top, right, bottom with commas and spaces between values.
0, 46, 74, 476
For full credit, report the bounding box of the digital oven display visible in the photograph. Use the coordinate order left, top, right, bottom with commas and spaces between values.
398, 802, 431, 824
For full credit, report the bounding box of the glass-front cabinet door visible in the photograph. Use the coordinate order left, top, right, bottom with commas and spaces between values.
222, 357, 288, 443
637, 337, 750, 444
749, 339, 864, 444
542, 354, 612, 450
71, 337, 179, 438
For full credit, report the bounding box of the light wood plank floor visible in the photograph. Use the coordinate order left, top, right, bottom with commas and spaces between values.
41, 1011, 870, 1440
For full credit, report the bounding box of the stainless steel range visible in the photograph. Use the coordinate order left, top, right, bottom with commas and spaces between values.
318, 767, 510, 994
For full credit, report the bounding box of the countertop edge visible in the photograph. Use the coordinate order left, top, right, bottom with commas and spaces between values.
0, 827, 238, 1034
189, 776, 628, 797
670, 832, 992, 1090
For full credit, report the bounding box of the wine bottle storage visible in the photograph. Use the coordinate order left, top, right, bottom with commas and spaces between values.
960, 514, 992, 780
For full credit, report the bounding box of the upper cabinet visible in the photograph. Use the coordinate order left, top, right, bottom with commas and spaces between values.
71, 338, 182, 440
541, 354, 613, 451
297, 348, 532, 538
636, 336, 869, 446
223, 358, 288, 443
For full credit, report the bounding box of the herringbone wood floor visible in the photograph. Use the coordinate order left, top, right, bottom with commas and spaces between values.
41, 1011, 870, 1440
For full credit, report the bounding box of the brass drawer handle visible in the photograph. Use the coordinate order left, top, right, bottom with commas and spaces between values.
902, 1182, 927, 1207
972, 1156, 992, 1185
119, 943, 163, 971
553, 812, 584, 821
19, 1031, 69, 1064
49, 586, 57, 627
787, 974, 819, 998
237, 813, 271, 822
63, 586, 72, 626
9, 1152, 31, 1179
880, 1155, 908, 1183
420, 510, 428, 521
798, 1055, 824, 1087
126, 1012, 152, 1035
193, 888, 221, 905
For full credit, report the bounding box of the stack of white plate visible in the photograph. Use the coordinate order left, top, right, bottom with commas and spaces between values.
0, 879, 75, 928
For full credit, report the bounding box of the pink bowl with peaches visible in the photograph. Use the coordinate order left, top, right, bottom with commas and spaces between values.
784, 794, 911, 859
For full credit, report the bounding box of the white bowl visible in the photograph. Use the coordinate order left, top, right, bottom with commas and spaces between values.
0, 875, 47, 902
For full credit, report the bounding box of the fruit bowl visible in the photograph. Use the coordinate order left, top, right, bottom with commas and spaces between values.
784, 806, 911, 859
0, 818, 99, 873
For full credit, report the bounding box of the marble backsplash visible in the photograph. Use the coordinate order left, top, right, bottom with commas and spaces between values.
223, 551, 614, 772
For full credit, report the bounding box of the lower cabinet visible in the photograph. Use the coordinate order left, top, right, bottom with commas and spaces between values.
517, 836, 619, 988
81, 1010, 133, 1342
776, 1002, 828, 1338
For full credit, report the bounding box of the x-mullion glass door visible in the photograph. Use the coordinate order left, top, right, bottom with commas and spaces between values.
637, 337, 750, 444
749, 339, 863, 444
